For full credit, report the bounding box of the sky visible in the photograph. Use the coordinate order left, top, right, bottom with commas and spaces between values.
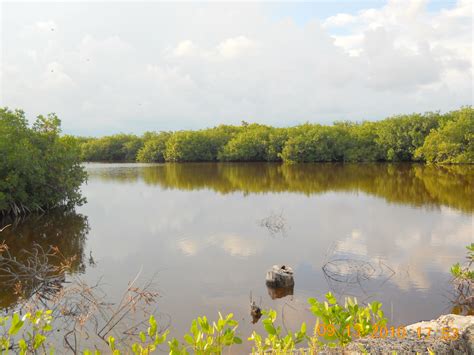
0, 0, 472, 136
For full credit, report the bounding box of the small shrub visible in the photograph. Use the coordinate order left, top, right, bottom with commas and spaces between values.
169, 312, 241, 355
0, 310, 54, 354
450, 243, 474, 313
308, 292, 387, 347
248, 309, 306, 354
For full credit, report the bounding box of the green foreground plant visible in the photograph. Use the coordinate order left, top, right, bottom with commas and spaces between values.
1, 293, 389, 354
450, 243, 474, 314
168, 312, 241, 354
248, 309, 306, 353
104, 315, 169, 355
451, 243, 474, 281
0, 310, 54, 354
308, 292, 387, 347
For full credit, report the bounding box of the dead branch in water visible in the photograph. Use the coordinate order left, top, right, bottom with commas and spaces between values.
0, 243, 74, 305
0, 231, 168, 353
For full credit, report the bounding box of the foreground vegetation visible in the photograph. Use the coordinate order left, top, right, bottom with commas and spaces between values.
0, 293, 387, 354
0, 109, 86, 216
450, 244, 474, 315
78, 107, 473, 164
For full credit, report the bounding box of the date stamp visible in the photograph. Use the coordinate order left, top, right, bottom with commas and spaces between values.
314, 324, 460, 341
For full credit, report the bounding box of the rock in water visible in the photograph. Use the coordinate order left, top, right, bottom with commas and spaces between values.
265, 265, 294, 288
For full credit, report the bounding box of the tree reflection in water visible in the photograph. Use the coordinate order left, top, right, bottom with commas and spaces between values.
87, 163, 473, 213
0, 210, 89, 309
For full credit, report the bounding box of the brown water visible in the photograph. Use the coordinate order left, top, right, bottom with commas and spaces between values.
1, 163, 472, 345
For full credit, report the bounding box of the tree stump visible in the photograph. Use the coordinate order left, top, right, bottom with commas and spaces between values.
265, 265, 294, 288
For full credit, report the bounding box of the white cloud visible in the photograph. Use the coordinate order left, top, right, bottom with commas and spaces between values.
335, 229, 368, 256
208, 234, 263, 257
216, 36, 258, 59
0, 1, 471, 135
322, 13, 356, 28
41, 61, 75, 89
35, 20, 56, 32
177, 238, 200, 256
176, 233, 263, 258
169, 36, 257, 60
171, 40, 198, 58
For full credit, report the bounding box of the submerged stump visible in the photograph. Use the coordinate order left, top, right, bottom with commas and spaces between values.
265, 265, 294, 288
266, 284, 294, 300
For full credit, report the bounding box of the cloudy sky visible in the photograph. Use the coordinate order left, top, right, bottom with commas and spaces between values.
1, 0, 472, 135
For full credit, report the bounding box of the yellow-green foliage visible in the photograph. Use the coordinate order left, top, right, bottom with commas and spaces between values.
136, 132, 172, 163
308, 292, 387, 347
415, 106, 473, 164
248, 309, 306, 353
80, 134, 143, 162
0, 310, 54, 354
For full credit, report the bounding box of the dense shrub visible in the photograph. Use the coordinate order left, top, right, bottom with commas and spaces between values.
219, 124, 278, 161
415, 107, 473, 164
0, 108, 87, 216
137, 132, 171, 163
164, 131, 218, 162
281, 124, 349, 163
164, 125, 240, 162
339, 121, 384, 162
81, 134, 143, 161
375, 112, 440, 161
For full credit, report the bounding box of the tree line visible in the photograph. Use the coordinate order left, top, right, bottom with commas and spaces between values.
78, 106, 473, 164
0, 106, 471, 216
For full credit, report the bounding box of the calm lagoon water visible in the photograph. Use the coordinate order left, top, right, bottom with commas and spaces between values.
1, 163, 472, 344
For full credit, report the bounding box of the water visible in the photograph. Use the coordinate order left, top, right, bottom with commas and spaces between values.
0, 163, 472, 346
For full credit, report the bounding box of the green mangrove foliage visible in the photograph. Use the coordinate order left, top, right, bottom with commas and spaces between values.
0, 108, 87, 216
280, 124, 349, 162
374, 112, 440, 161
415, 107, 474, 164
77, 107, 472, 164
164, 125, 240, 162
1, 294, 388, 354
81, 134, 143, 162
218, 125, 289, 162
136, 132, 171, 163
